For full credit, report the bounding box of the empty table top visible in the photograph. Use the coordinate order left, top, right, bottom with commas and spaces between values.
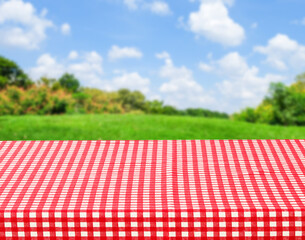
0, 140, 305, 239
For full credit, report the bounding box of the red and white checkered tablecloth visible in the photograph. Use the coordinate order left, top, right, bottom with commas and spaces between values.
0, 140, 305, 239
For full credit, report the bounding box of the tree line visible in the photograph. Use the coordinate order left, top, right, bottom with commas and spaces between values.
0, 55, 228, 118
233, 73, 305, 126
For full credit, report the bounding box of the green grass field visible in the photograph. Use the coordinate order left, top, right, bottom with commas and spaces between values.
0, 114, 304, 141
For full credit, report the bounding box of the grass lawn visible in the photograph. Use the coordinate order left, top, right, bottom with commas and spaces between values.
0, 114, 304, 141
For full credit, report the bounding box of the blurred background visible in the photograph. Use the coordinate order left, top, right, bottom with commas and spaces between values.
0, 0, 305, 140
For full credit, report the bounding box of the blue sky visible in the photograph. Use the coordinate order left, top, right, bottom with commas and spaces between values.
1, 0, 305, 113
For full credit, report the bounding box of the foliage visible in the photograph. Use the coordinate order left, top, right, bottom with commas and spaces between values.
232, 107, 257, 123
0, 55, 228, 119
0, 56, 33, 89
161, 105, 180, 115
185, 108, 229, 119
59, 73, 80, 93
0, 76, 8, 89
295, 72, 305, 92
145, 100, 164, 114
234, 72, 305, 126
118, 89, 146, 112
255, 101, 274, 124
0, 86, 74, 115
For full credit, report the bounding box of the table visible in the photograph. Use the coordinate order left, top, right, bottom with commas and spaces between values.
0, 140, 305, 239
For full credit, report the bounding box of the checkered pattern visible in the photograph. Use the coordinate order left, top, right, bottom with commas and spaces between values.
1, 140, 305, 239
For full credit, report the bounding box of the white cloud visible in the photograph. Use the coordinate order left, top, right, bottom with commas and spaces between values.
188, 0, 245, 46
190, 0, 235, 6
213, 52, 285, 108
68, 51, 79, 60
29, 54, 65, 80
177, 16, 188, 29
67, 52, 103, 86
122, 0, 171, 15
199, 62, 213, 72
157, 52, 214, 108
41, 8, 48, 17
29, 51, 104, 87
254, 34, 305, 71
156, 51, 170, 60
145, 1, 171, 15
61, 23, 71, 35
291, 18, 305, 26
105, 72, 150, 94
123, 0, 139, 10
108, 45, 143, 61
223, 0, 235, 6
0, 0, 53, 49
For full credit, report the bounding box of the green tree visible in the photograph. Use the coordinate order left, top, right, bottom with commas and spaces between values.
59, 73, 80, 93
162, 105, 179, 115
0, 76, 8, 89
38, 77, 57, 88
118, 89, 146, 112
266, 82, 296, 125
145, 100, 164, 114
234, 78, 305, 125
0, 56, 33, 89
255, 101, 275, 124
291, 72, 305, 93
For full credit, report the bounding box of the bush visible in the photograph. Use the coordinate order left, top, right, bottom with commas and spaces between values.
144, 100, 164, 114
162, 105, 180, 115
232, 108, 257, 123
51, 98, 68, 114
186, 108, 229, 119
255, 102, 275, 124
